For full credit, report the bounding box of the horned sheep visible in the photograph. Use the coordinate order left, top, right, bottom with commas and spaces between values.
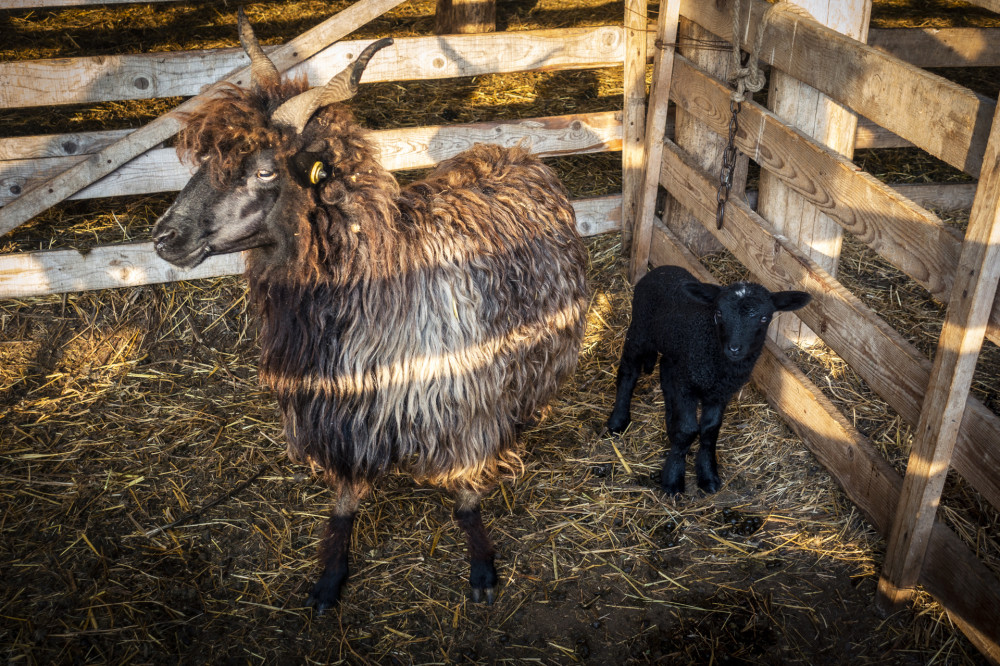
152, 12, 589, 610
606, 265, 810, 496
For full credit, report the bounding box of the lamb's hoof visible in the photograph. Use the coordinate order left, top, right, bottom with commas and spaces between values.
306, 573, 346, 614
697, 474, 721, 494
470, 559, 498, 605
606, 414, 630, 435
660, 469, 685, 497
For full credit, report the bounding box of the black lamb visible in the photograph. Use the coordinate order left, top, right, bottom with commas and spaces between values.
606, 265, 811, 495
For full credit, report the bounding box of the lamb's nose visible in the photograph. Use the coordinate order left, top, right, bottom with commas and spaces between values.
153, 226, 177, 250
729, 345, 742, 354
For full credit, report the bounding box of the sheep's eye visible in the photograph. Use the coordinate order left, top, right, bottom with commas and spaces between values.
760, 315, 769, 323
256, 169, 277, 182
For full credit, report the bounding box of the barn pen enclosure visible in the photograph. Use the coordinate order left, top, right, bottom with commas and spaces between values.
3, 0, 1000, 662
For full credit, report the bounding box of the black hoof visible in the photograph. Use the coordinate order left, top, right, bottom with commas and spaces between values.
306, 571, 347, 614
470, 559, 498, 605
697, 474, 721, 494
606, 413, 630, 435
660, 467, 685, 497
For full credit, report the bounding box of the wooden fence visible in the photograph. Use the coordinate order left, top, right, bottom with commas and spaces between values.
2, 0, 1000, 660
625, 0, 1000, 661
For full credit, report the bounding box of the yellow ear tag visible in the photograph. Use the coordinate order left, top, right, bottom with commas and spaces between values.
309, 161, 327, 185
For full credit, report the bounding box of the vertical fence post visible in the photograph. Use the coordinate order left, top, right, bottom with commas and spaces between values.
434, 0, 495, 34
621, 0, 649, 251
754, 0, 871, 347
877, 91, 1000, 615
629, 0, 681, 283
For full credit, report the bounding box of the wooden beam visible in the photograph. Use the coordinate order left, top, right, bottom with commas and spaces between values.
659, 17, 732, 257
620, 0, 648, 247
0, 195, 620, 299
0, 0, 408, 238
434, 0, 495, 34
962, 0, 1000, 13
868, 27, 1000, 69
629, 0, 680, 282
0, 112, 622, 206
681, 0, 994, 179
878, 94, 1000, 612
0, 27, 626, 110
648, 221, 1000, 663
667, 55, 1000, 349
754, 0, 871, 347
657, 135, 1000, 515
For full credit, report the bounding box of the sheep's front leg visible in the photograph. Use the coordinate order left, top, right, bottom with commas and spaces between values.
660, 386, 699, 496
694, 399, 727, 494
453, 487, 498, 604
307, 482, 368, 613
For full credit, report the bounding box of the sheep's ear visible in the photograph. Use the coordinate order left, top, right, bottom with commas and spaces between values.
771, 290, 812, 312
681, 281, 720, 306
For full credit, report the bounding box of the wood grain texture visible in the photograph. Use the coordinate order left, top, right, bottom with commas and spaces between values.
628, 0, 680, 282
868, 27, 1000, 68
878, 96, 1000, 612
0, 27, 626, 110
1, 112, 622, 206
657, 136, 1000, 515
434, 0, 495, 34
0, 196, 619, 299
682, 0, 994, 179
0, 0, 408, 238
620, 0, 648, 246
649, 219, 1000, 663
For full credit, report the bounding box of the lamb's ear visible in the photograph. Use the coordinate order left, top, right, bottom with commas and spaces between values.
771, 290, 812, 312
681, 281, 720, 306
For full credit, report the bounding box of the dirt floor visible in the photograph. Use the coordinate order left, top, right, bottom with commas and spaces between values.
2, 1, 1000, 664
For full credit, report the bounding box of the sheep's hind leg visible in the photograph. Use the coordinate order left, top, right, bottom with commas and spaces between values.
660, 384, 698, 496
307, 481, 368, 613
607, 344, 657, 434
453, 487, 498, 604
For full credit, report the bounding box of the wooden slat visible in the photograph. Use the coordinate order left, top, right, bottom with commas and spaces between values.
0, 27, 626, 110
755, 0, 871, 347
891, 183, 977, 211
0, 0, 408, 239
0, 195, 620, 299
620, 0, 648, 246
657, 135, 1000, 515
0, 112, 622, 206
648, 220, 1000, 663
434, 0, 495, 34
667, 55, 1000, 348
628, 0, 680, 282
878, 95, 1000, 612
963, 0, 1000, 13
868, 27, 1000, 68
681, 0, 994, 178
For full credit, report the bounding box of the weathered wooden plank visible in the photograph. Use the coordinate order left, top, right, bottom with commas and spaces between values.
657, 135, 1000, 514
754, 0, 870, 347
962, 0, 1000, 13
667, 55, 1000, 348
891, 183, 977, 212
620, 0, 648, 246
660, 17, 731, 257
681, 0, 994, 178
649, 219, 1000, 663
0, 112, 622, 206
878, 94, 1000, 613
868, 27, 1000, 69
0, 195, 620, 299
628, 0, 680, 282
0, 0, 408, 238
0, 27, 626, 110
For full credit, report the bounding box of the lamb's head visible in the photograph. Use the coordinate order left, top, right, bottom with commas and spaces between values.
682, 280, 812, 362
152, 10, 393, 269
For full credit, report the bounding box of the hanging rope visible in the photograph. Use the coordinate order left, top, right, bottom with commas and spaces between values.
716, 0, 816, 229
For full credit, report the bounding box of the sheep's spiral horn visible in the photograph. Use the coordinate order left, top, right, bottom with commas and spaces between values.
271, 37, 394, 133
237, 8, 281, 90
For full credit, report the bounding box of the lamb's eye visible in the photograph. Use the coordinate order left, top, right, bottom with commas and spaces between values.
256, 169, 277, 182
760, 315, 769, 323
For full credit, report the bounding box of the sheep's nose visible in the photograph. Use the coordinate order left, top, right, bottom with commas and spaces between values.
729, 345, 742, 354
153, 226, 177, 250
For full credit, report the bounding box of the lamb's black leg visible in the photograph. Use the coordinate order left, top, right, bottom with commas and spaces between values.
453, 488, 498, 604
694, 399, 727, 493
307, 482, 367, 613
607, 338, 656, 434
660, 385, 698, 496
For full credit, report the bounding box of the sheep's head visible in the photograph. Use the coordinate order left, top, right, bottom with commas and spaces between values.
682, 281, 811, 362
152, 9, 392, 269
